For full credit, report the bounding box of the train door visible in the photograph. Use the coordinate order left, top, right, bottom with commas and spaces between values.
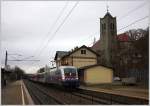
78, 69, 84, 84
55, 69, 61, 85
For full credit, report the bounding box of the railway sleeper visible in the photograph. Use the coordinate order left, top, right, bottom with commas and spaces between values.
72, 92, 111, 104
30, 82, 66, 105
24, 80, 65, 105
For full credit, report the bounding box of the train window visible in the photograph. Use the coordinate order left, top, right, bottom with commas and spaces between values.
58, 69, 61, 75
55, 71, 58, 75
55, 69, 61, 75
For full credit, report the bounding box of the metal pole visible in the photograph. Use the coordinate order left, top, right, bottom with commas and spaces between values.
5, 51, 8, 68
92, 95, 93, 104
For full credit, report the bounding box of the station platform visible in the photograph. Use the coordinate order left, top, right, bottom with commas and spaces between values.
1, 80, 34, 105
79, 85, 149, 100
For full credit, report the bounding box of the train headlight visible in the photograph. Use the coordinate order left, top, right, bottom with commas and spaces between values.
62, 76, 65, 80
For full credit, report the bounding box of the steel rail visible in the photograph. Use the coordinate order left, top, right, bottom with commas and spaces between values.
24, 80, 65, 105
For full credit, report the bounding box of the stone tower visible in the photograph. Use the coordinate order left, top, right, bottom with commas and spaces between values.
99, 11, 117, 67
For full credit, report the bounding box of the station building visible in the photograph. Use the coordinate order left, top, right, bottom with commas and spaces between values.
55, 45, 99, 68
79, 64, 113, 85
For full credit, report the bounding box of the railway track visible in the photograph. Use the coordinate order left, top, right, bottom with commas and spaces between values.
24, 80, 65, 104
74, 88, 149, 105
24, 80, 107, 104
24, 80, 148, 105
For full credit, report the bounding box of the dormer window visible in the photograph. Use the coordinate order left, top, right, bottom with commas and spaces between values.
81, 50, 86, 54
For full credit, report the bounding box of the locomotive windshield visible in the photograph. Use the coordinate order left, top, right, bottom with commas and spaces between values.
64, 68, 76, 76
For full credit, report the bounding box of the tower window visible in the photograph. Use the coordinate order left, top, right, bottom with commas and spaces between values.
110, 23, 112, 29
102, 23, 106, 30
112, 23, 115, 29
104, 23, 106, 30
81, 50, 86, 54
110, 23, 115, 30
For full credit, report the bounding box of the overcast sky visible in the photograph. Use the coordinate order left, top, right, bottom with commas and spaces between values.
1, 0, 149, 73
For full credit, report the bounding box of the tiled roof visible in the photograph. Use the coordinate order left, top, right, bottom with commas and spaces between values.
91, 33, 130, 50
92, 40, 100, 50
54, 51, 68, 60
117, 33, 130, 42
103, 12, 113, 18
61, 45, 100, 59
79, 64, 100, 70
79, 64, 112, 70
91, 40, 101, 54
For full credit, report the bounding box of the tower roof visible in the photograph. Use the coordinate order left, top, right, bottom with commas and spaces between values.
103, 12, 113, 18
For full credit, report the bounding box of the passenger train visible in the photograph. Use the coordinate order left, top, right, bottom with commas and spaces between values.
29, 66, 80, 88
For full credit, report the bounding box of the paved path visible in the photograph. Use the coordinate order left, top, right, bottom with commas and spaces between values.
1, 80, 34, 105
80, 85, 149, 100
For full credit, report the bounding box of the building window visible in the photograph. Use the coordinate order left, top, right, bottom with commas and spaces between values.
110, 23, 112, 29
104, 23, 106, 30
112, 23, 115, 29
102, 23, 106, 30
81, 50, 86, 54
102, 24, 104, 32
110, 23, 115, 30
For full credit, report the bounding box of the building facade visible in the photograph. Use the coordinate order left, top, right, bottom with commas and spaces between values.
79, 64, 113, 85
55, 45, 99, 68
99, 12, 117, 67
91, 11, 149, 85
54, 51, 68, 67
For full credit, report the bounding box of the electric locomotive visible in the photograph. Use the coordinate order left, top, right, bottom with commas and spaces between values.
29, 66, 80, 88
45, 66, 79, 88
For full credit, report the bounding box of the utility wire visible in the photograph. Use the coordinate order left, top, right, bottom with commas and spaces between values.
36, 1, 79, 57
87, 16, 148, 47
76, 2, 147, 48
29, 1, 79, 72
29, 1, 147, 71
32, 1, 144, 58
39, 12, 147, 62
117, 1, 147, 21
32, 15, 148, 71
9, 56, 18, 60
33, 1, 69, 57
118, 16, 148, 31
8, 60, 40, 61
26, 1, 69, 72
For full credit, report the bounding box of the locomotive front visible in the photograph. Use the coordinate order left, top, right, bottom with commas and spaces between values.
61, 66, 79, 88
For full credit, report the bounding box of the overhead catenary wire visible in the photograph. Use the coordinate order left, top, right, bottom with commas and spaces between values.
34, 1, 145, 57
32, 11, 148, 71
87, 16, 149, 47
117, 1, 147, 21
36, 1, 79, 57
32, 1, 69, 57
28, 1, 148, 72
118, 16, 149, 31
76, 1, 148, 48
27, 1, 79, 72
49, 12, 147, 55
26, 1, 69, 72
